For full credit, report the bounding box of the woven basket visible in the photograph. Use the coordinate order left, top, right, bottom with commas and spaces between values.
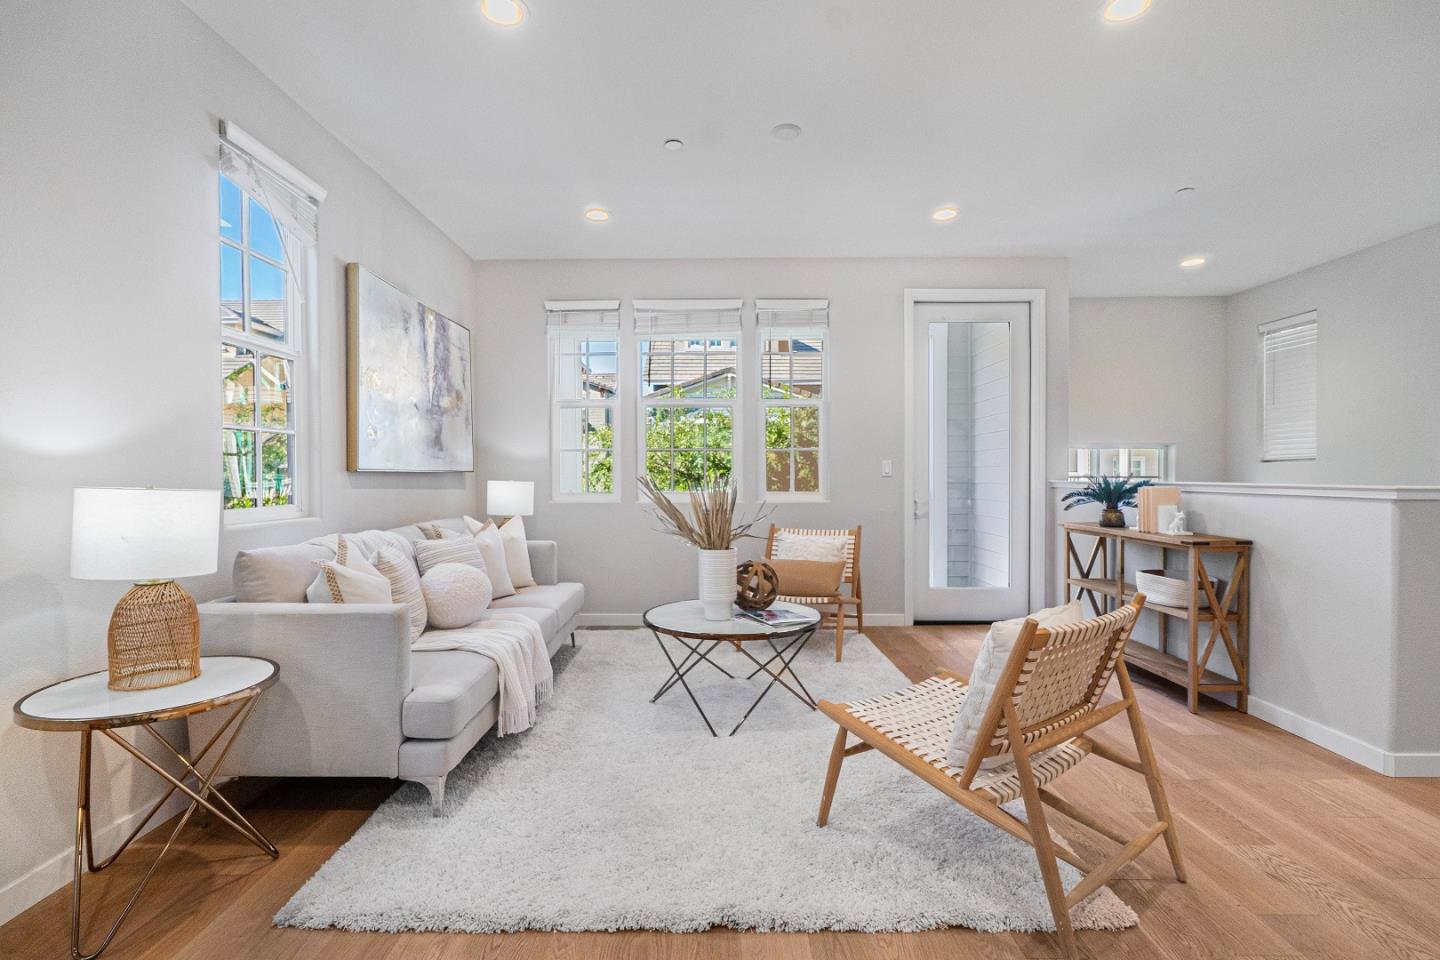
107, 581, 201, 690
1135, 569, 1224, 609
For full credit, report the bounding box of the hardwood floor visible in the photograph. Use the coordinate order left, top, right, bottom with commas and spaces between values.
4, 625, 1439, 960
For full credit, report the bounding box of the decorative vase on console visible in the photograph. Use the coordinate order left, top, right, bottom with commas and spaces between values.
1060, 475, 1152, 529
637, 476, 771, 621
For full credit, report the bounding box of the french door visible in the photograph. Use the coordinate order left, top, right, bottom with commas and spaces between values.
909, 298, 1033, 622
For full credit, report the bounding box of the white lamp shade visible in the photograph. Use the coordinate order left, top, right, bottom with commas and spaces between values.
487, 480, 534, 518
70, 488, 221, 581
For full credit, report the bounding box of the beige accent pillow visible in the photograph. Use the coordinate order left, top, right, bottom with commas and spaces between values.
306, 535, 390, 604
769, 559, 845, 598
946, 600, 1085, 770
371, 546, 428, 643
420, 563, 493, 629
464, 515, 515, 598
772, 531, 848, 563
413, 537, 487, 576
500, 515, 535, 588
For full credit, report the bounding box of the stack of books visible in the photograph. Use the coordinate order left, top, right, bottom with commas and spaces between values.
1137, 486, 1181, 533
735, 605, 813, 627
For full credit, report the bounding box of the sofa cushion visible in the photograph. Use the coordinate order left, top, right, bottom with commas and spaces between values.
403, 649, 498, 740
476, 604, 558, 638
490, 582, 584, 628
233, 543, 335, 603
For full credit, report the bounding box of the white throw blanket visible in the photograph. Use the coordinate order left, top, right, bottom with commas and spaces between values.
411, 610, 554, 736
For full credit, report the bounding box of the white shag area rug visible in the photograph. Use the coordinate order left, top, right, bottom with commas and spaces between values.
275, 629, 1136, 935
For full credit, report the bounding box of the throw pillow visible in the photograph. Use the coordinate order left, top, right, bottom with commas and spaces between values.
307, 534, 390, 603
306, 561, 392, 604
371, 546, 428, 643
769, 558, 845, 598
500, 515, 535, 588
464, 515, 516, 598
946, 600, 1084, 770
413, 537, 487, 576
772, 531, 848, 563
416, 522, 446, 541
420, 563, 494, 629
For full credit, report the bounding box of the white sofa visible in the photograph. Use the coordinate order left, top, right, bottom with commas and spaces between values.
188, 517, 582, 813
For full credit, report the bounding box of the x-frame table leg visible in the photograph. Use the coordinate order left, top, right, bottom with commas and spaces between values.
650, 631, 722, 736
67, 693, 276, 960
727, 627, 818, 736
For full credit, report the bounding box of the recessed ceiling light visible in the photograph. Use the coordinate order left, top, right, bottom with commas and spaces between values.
480, 0, 526, 27
931, 206, 960, 223
1102, 0, 1152, 22
663, 139, 684, 152
771, 123, 802, 141
1179, 255, 1207, 269
584, 207, 611, 223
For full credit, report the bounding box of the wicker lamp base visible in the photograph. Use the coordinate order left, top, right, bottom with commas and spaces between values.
107, 580, 201, 691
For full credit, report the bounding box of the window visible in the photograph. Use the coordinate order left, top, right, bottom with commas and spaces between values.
218, 122, 321, 518
635, 299, 742, 492
758, 299, 828, 496
547, 300, 620, 499
1067, 446, 1173, 480
1260, 311, 1318, 461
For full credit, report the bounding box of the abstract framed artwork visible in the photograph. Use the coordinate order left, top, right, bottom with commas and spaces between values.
346, 263, 474, 472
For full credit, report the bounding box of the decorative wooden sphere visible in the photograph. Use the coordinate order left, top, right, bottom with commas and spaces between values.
735, 561, 780, 611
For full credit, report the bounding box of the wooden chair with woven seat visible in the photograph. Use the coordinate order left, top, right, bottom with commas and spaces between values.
814, 597, 1184, 959
763, 524, 862, 661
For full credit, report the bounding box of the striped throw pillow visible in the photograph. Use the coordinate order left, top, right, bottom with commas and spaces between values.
412, 537, 487, 577
372, 546, 428, 643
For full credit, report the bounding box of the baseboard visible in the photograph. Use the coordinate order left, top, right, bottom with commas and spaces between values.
1247, 696, 1440, 777
577, 612, 907, 629
0, 792, 190, 926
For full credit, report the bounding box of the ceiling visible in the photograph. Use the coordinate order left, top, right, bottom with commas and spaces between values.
181, 0, 1440, 296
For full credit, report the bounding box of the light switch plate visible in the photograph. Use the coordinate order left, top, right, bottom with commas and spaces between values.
880, 459, 893, 477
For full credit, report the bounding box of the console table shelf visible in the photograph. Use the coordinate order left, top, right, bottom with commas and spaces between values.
1061, 522, 1252, 713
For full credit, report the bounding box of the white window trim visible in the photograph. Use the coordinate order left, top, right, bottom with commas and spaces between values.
221, 175, 319, 527
755, 329, 829, 502
1258, 310, 1319, 463
549, 325, 622, 504
637, 334, 741, 497
1067, 443, 1176, 481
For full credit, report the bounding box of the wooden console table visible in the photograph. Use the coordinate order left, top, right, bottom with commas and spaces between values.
1061, 522, 1251, 713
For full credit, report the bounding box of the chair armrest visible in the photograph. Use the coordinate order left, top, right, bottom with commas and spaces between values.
192, 602, 412, 778
527, 540, 559, 585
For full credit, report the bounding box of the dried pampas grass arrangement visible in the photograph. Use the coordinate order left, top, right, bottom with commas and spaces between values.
637, 476, 770, 550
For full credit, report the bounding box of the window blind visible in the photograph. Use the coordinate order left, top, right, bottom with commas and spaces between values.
1260, 311, 1318, 461
633, 299, 742, 336
544, 300, 620, 332
219, 120, 323, 245
756, 299, 829, 334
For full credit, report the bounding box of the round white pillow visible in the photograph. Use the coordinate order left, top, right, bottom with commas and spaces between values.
420, 562, 493, 629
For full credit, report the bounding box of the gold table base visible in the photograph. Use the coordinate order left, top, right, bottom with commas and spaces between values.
66, 693, 277, 960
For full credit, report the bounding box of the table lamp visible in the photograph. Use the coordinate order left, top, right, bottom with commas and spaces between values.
70, 488, 220, 691
486, 480, 534, 522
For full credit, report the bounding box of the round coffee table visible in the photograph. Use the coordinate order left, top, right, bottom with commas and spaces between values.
14, 656, 280, 960
643, 600, 821, 736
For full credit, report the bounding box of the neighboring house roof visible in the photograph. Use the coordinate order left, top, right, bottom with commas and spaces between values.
221, 299, 288, 340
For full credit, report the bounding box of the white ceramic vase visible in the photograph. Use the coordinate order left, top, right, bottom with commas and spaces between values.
697, 547, 737, 621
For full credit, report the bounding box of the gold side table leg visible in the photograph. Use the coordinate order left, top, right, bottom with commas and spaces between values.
66, 692, 277, 960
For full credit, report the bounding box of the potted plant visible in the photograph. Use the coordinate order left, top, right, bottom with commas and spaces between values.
1061, 475, 1152, 528
637, 476, 771, 620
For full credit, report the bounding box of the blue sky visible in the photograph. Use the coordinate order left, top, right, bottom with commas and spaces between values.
220, 174, 287, 302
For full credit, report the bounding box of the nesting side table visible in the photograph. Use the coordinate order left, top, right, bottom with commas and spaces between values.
13, 656, 280, 960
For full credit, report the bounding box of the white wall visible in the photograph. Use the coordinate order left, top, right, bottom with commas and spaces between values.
0, 0, 477, 921
473, 257, 1069, 622
1053, 483, 1440, 776
1069, 297, 1229, 480
1224, 224, 1440, 484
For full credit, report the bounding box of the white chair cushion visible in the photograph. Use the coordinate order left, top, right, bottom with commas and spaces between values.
946, 600, 1083, 770
772, 531, 848, 563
